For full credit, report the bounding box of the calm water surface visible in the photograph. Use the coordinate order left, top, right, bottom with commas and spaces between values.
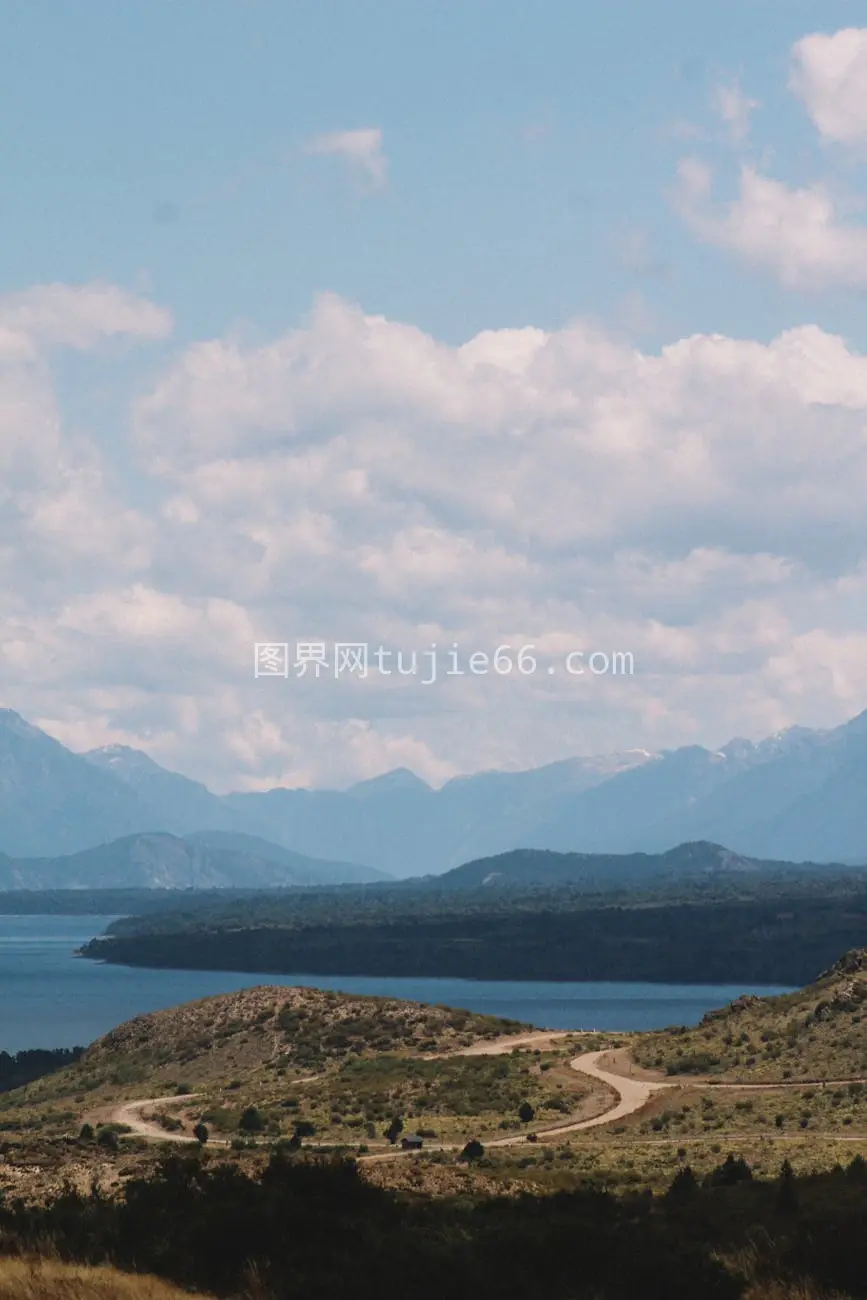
0, 914, 796, 1053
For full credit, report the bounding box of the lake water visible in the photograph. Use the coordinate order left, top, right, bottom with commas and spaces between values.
0, 914, 796, 1054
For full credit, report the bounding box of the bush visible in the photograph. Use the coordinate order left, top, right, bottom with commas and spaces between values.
459, 1139, 485, 1162
239, 1106, 265, 1133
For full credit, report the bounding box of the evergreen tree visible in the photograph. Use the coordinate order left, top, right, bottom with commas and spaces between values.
777, 1158, 798, 1214
666, 1165, 699, 1201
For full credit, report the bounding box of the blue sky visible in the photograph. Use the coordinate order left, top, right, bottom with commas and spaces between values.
2, 2, 867, 789
2, 0, 865, 349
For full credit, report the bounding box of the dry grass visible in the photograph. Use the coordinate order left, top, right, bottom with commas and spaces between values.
7, 985, 530, 1123
633, 950, 867, 1083
0, 1257, 209, 1299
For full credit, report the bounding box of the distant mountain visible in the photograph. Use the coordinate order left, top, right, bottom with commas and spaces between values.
437, 841, 773, 890
2, 704, 867, 875
83, 745, 235, 834
0, 831, 387, 890
221, 750, 654, 873
183, 830, 388, 885
0, 710, 161, 856
524, 716, 867, 863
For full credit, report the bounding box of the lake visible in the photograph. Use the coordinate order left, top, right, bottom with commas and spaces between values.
0, 914, 796, 1053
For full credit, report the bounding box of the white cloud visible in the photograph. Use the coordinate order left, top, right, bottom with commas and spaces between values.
9, 285, 867, 788
790, 27, 867, 145
303, 127, 387, 189
0, 282, 172, 355
712, 77, 760, 143
674, 159, 867, 289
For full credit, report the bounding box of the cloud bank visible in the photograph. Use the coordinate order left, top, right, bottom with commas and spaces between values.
3, 282, 867, 791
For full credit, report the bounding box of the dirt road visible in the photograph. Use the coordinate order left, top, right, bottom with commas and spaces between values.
104, 1039, 865, 1156
108, 1094, 208, 1144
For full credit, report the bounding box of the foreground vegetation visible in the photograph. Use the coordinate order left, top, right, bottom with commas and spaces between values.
2, 1147, 867, 1298
2, 953, 867, 1296
0, 1258, 206, 1299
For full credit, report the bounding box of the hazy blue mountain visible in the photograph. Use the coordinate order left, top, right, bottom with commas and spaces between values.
0, 831, 385, 890
184, 830, 389, 884
0, 710, 162, 856
222, 750, 653, 873
436, 841, 770, 890
83, 744, 236, 835
2, 704, 867, 875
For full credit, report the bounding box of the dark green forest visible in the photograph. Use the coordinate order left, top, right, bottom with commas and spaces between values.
0, 1048, 83, 1095
2, 1147, 867, 1299
81, 884, 867, 984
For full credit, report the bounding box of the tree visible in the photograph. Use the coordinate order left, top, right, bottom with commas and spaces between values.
96, 1127, 119, 1151
847, 1154, 867, 1184
776, 1158, 798, 1214
293, 1120, 316, 1139
239, 1106, 265, 1133
78, 1122, 94, 1142
774, 1113, 785, 1129
459, 1139, 485, 1162
666, 1166, 699, 1201
704, 1154, 752, 1188
193, 1123, 209, 1145
384, 1116, 404, 1145
518, 1101, 535, 1124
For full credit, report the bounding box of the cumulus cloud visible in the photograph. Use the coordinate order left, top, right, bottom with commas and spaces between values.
7, 285, 867, 788
303, 127, 388, 190
790, 27, 867, 145
674, 159, 867, 290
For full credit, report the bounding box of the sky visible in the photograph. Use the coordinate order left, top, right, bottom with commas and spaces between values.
2, 0, 867, 791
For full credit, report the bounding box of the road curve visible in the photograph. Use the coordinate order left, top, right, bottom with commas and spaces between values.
104, 1041, 659, 1149
105, 1043, 867, 1157
109, 1094, 208, 1143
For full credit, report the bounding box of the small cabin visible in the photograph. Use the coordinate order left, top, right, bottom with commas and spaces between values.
401, 1133, 424, 1151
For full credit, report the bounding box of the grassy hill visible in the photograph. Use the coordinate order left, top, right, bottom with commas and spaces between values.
78, 984, 528, 1081
633, 948, 867, 1082
4, 986, 607, 1154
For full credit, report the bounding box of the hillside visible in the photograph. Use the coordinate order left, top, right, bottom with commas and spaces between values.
633, 949, 867, 1082
437, 841, 794, 889
0, 831, 384, 890
5, 986, 611, 1154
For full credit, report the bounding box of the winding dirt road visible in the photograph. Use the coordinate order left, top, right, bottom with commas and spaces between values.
105, 1041, 670, 1152
105, 1040, 866, 1160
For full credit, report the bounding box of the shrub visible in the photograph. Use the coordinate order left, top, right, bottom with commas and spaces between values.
239, 1106, 265, 1133
459, 1139, 485, 1162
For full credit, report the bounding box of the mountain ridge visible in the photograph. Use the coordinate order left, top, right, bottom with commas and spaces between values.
2, 706, 867, 873
0, 830, 387, 890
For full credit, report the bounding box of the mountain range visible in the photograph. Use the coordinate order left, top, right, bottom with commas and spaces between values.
0, 830, 386, 891
1, 705, 867, 876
